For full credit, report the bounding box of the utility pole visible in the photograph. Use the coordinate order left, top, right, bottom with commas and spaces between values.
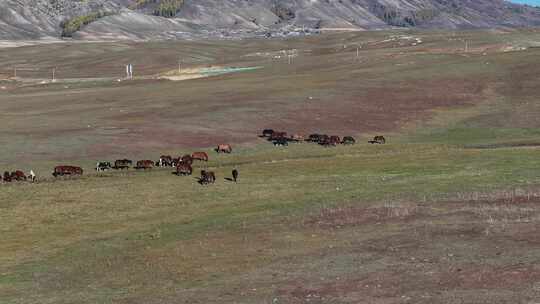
52, 67, 56, 82
356, 47, 359, 59
464, 40, 469, 53
288, 54, 292, 65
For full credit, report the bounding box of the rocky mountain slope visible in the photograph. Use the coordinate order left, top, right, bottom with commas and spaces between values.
2, 0, 540, 40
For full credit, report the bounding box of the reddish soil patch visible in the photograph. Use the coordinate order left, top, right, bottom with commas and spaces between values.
270, 78, 485, 137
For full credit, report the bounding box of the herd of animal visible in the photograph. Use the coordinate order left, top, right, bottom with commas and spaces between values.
1, 131, 385, 185
0, 144, 235, 185
1, 170, 35, 183
260, 129, 386, 146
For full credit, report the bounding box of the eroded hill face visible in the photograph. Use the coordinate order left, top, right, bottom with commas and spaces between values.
2, 0, 540, 40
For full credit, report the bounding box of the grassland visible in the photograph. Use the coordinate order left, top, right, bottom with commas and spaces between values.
2, 29, 540, 303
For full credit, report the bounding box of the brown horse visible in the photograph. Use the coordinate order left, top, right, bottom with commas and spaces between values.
53, 166, 83, 177
114, 159, 132, 170
232, 169, 238, 182
329, 136, 341, 145
3, 171, 10, 182
11, 170, 27, 181
289, 134, 305, 142
135, 160, 154, 170
369, 135, 386, 144
342, 136, 356, 145
181, 154, 194, 165
199, 170, 216, 184
192, 152, 209, 161
216, 144, 232, 154
176, 163, 193, 176
269, 132, 287, 141
262, 129, 274, 138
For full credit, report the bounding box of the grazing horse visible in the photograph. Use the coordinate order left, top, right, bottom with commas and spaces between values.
11, 170, 27, 181
273, 138, 289, 146
114, 159, 132, 170
158, 155, 173, 167
3, 171, 11, 182
199, 170, 216, 184
180, 154, 194, 165
262, 129, 274, 138
53, 166, 83, 177
289, 134, 304, 143
307, 134, 321, 142
342, 136, 356, 145
269, 132, 287, 141
329, 136, 341, 145
369, 135, 386, 144
176, 163, 193, 176
216, 144, 232, 154
232, 169, 238, 182
96, 162, 112, 171
192, 152, 209, 162
136, 160, 154, 170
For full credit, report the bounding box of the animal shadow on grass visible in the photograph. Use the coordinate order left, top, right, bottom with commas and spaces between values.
224, 177, 234, 182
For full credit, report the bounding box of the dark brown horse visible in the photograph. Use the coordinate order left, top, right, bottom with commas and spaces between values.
11, 170, 27, 181
3, 171, 11, 182
369, 135, 386, 144
262, 129, 274, 138
53, 166, 83, 177
114, 159, 132, 170
176, 163, 193, 176
232, 169, 238, 182
269, 132, 287, 141
135, 160, 154, 170
191, 152, 209, 161
199, 170, 216, 184
181, 154, 193, 165
342, 136, 356, 145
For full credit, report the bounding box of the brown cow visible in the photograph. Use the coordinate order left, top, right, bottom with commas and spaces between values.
192, 152, 209, 161
135, 160, 154, 170
53, 166, 83, 177
216, 144, 232, 154
176, 163, 193, 176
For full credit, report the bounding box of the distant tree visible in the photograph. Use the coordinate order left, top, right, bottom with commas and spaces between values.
61, 11, 116, 37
